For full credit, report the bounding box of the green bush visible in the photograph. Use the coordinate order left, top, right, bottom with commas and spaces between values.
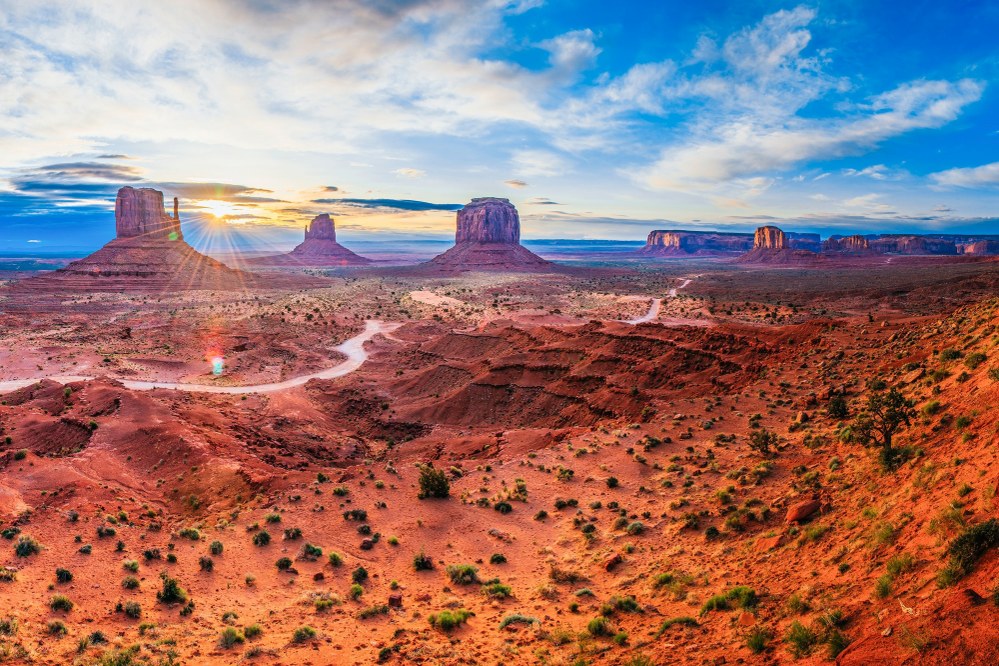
50, 595, 73, 612
428, 609, 472, 632
446, 564, 479, 585
785, 620, 817, 658
700, 585, 757, 615
14, 535, 40, 557
498, 613, 537, 629
938, 519, 999, 586
292, 626, 316, 643
587, 616, 612, 637
219, 626, 244, 648
156, 573, 187, 604
417, 464, 450, 499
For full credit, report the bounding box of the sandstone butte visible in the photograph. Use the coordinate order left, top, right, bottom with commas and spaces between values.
4, 186, 301, 304
427, 197, 552, 272
248, 213, 371, 266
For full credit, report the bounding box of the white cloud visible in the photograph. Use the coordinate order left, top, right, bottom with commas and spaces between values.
504, 179, 528, 188
393, 168, 426, 178
929, 161, 999, 188
511, 149, 567, 177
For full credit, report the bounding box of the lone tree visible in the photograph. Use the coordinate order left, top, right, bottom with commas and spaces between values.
417, 464, 450, 499
748, 428, 778, 457
852, 387, 916, 470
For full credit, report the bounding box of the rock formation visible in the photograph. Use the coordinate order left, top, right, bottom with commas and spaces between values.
115, 187, 182, 240
869, 236, 957, 255
737, 225, 821, 264
249, 213, 371, 267
823, 235, 878, 254
963, 240, 999, 256
427, 198, 551, 272
7, 186, 264, 297
753, 226, 788, 250
638, 230, 753, 256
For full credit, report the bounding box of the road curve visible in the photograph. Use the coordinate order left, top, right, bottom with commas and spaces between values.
623, 277, 694, 325
0, 320, 402, 396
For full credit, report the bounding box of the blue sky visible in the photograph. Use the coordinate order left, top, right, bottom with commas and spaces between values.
1, 0, 997, 251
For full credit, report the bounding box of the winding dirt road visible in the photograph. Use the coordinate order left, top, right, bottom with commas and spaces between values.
0, 320, 401, 396
624, 277, 694, 324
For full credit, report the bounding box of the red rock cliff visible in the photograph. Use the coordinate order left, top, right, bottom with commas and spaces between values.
753, 226, 787, 250
455, 198, 520, 244
115, 187, 182, 240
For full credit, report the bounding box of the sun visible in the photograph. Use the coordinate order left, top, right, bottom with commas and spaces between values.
199, 200, 239, 219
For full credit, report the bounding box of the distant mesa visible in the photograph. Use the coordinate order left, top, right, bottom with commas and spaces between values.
427, 197, 552, 272
249, 213, 371, 267
736, 225, 823, 264
638, 230, 753, 256
6, 186, 262, 298
869, 235, 957, 256
963, 239, 999, 256
823, 235, 878, 255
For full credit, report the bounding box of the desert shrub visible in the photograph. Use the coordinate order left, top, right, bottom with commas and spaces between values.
483, 582, 512, 599
50, 595, 73, 612
14, 535, 40, 557
939, 348, 962, 361
244, 624, 262, 639
964, 352, 989, 370
785, 620, 817, 657
122, 601, 141, 619
156, 573, 187, 604
55, 568, 73, 583
417, 464, 450, 499
499, 613, 538, 629
275, 557, 293, 571
700, 586, 757, 615
446, 564, 479, 585
328, 551, 343, 567
938, 519, 999, 586
0, 568, 16, 583
284, 527, 303, 540
587, 616, 612, 637
47, 619, 67, 635
429, 609, 472, 632
358, 604, 389, 619
219, 627, 244, 648
351, 566, 369, 585
199, 556, 214, 572
122, 576, 140, 590
747, 626, 771, 654
606, 477, 619, 488
657, 616, 698, 635
292, 626, 316, 642
177, 527, 199, 540
252, 530, 271, 547
748, 428, 778, 456
490, 553, 507, 564
123, 560, 139, 573
264, 513, 281, 524
413, 551, 433, 571
852, 387, 916, 471
494, 501, 512, 514
827, 394, 848, 419
0, 616, 17, 636
209, 540, 223, 555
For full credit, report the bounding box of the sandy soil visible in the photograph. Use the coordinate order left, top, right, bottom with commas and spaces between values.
1, 259, 999, 664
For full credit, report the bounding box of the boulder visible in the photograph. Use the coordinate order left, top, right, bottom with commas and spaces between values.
785, 499, 821, 524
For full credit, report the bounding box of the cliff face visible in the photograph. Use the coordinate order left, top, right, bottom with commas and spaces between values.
639, 230, 753, 255
115, 187, 182, 240
753, 226, 788, 250
823, 235, 874, 254
869, 236, 957, 255
304, 214, 336, 242
455, 198, 520, 244
964, 240, 999, 256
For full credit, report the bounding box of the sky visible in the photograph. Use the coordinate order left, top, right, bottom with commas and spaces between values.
1, 0, 998, 252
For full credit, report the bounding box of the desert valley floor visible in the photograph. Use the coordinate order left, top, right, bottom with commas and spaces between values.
2, 259, 999, 665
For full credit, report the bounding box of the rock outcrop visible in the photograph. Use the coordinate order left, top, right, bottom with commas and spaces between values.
638, 230, 753, 256
737, 225, 821, 264
823, 235, 877, 254
115, 187, 182, 240
963, 240, 999, 256
869, 236, 957, 255
249, 213, 371, 267
427, 198, 551, 272
753, 226, 788, 250
7, 186, 264, 298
